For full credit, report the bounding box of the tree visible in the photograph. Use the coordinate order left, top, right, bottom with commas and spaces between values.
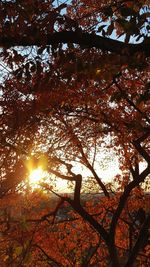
0, 189, 149, 266
0, 0, 150, 266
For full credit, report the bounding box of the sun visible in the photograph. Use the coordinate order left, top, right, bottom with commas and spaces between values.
28, 166, 70, 191
29, 167, 46, 186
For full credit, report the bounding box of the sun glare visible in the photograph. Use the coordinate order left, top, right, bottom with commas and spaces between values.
28, 166, 70, 191
29, 167, 45, 185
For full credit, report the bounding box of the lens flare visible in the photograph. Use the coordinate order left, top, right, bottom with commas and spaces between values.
29, 167, 45, 185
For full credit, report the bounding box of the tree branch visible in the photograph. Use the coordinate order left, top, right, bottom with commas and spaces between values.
60, 116, 109, 197
113, 79, 150, 125
0, 31, 149, 56
133, 131, 150, 165
34, 244, 65, 267
124, 214, 150, 267
74, 174, 82, 204
67, 198, 109, 245
109, 164, 150, 240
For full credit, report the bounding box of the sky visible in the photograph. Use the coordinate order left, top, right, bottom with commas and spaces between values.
28, 148, 121, 193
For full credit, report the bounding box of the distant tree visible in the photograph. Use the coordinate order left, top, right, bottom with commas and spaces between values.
0, 1, 150, 266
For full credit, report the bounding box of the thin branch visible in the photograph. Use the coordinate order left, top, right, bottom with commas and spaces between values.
81, 239, 101, 267
60, 116, 109, 197
33, 244, 65, 267
113, 79, 150, 125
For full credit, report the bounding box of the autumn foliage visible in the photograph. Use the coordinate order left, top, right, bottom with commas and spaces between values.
0, 1, 150, 266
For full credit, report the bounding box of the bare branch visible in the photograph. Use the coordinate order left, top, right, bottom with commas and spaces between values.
0, 31, 149, 57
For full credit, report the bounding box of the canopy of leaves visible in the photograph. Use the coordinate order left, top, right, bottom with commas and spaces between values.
0, 1, 150, 267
